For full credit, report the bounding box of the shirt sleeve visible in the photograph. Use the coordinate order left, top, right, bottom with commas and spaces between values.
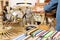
44, 0, 58, 12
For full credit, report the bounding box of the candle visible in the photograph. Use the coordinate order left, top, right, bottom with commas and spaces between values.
13, 34, 26, 40
36, 30, 47, 37
27, 28, 38, 35
31, 30, 42, 37
40, 31, 49, 37
43, 31, 54, 38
